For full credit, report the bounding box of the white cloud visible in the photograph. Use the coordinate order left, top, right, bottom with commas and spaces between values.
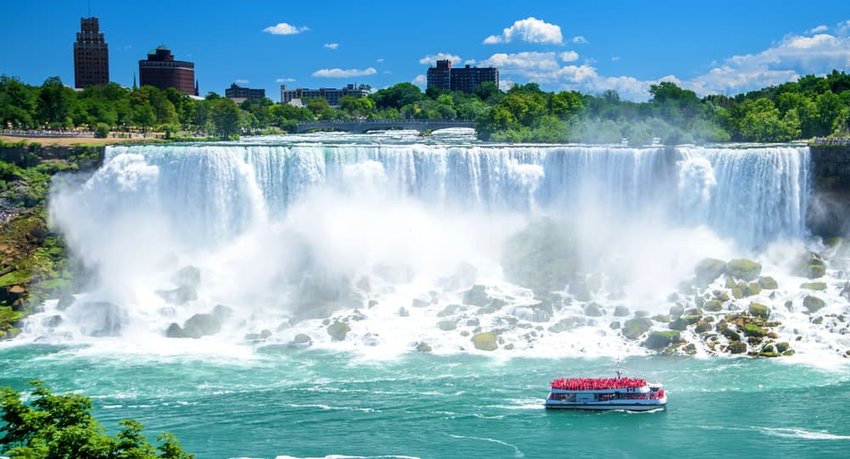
611, 56, 621, 62
483, 17, 563, 45
263, 22, 309, 35
560, 51, 579, 62
323, 43, 339, 50
464, 59, 478, 66
276, 77, 296, 84
499, 79, 516, 91
234, 79, 250, 85
419, 53, 461, 65
571, 35, 588, 44
412, 74, 427, 87
312, 67, 377, 78
377, 58, 385, 63
480, 51, 560, 71
810, 25, 829, 34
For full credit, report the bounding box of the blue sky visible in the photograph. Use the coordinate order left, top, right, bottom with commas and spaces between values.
2, 0, 849, 101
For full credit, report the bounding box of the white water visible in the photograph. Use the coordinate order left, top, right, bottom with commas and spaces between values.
16, 133, 849, 363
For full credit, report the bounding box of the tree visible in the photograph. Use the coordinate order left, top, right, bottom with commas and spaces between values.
0, 380, 193, 458
339, 96, 375, 119
370, 83, 423, 111
36, 77, 75, 127
209, 98, 242, 139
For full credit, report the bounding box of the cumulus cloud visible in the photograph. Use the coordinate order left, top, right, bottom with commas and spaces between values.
809, 25, 829, 34
419, 53, 461, 65
234, 79, 250, 85
483, 17, 563, 45
312, 67, 377, 78
276, 77, 296, 84
263, 22, 309, 35
323, 43, 339, 50
412, 74, 427, 87
560, 51, 579, 62
571, 35, 588, 44
480, 51, 560, 71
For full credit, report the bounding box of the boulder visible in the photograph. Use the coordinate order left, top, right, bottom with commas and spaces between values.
173, 266, 201, 289
726, 259, 762, 281
695, 258, 727, 284
609, 321, 621, 330
548, 317, 586, 333
652, 314, 671, 323
415, 342, 432, 352
758, 276, 779, 290
398, 307, 409, 317
747, 282, 762, 297
411, 298, 430, 308
613, 305, 630, 317
703, 300, 723, 312
437, 320, 457, 331
290, 333, 312, 347
212, 304, 233, 320
800, 282, 827, 291
165, 322, 185, 338
182, 313, 222, 338
721, 328, 741, 341
695, 320, 712, 333
583, 303, 603, 317
743, 323, 767, 337
643, 331, 681, 350
669, 305, 685, 318
776, 342, 791, 353
795, 253, 827, 279
622, 317, 653, 339
327, 321, 351, 341
803, 295, 826, 314
748, 303, 771, 320
728, 341, 747, 354
471, 332, 498, 351
463, 285, 491, 307
57, 294, 75, 311
668, 318, 688, 331
156, 286, 197, 305
437, 304, 461, 317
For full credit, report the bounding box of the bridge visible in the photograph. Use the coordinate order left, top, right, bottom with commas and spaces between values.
294, 119, 475, 134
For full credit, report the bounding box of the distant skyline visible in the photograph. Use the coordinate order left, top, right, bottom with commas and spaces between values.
2, 0, 850, 101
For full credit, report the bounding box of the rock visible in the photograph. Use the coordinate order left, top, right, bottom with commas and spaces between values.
776, 342, 791, 353
747, 282, 762, 297
373, 264, 415, 284
725, 277, 737, 289
714, 291, 730, 302
504, 343, 515, 350
669, 305, 684, 317
728, 341, 747, 354
437, 320, 457, 331
291, 333, 312, 347
182, 313, 222, 338
731, 288, 745, 299
173, 266, 201, 289
583, 303, 603, 317
415, 342, 432, 352
803, 295, 826, 313
212, 304, 233, 320
748, 303, 771, 320
548, 317, 586, 333
695, 258, 727, 284
721, 328, 741, 341
794, 253, 827, 279
463, 285, 491, 307
42, 315, 62, 328
695, 320, 712, 333
668, 318, 688, 331
437, 304, 461, 317
643, 331, 682, 350
634, 310, 651, 318
411, 298, 430, 308
78, 302, 125, 337
622, 318, 653, 339
397, 307, 409, 317
609, 321, 621, 330
480, 298, 507, 314
703, 300, 723, 312
758, 276, 779, 290
156, 286, 197, 305
57, 294, 75, 311
759, 343, 780, 357
726, 259, 762, 281
743, 323, 767, 337
471, 332, 498, 351
613, 305, 630, 317
327, 321, 351, 341
165, 322, 185, 338
652, 314, 672, 323
466, 318, 480, 326
800, 282, 827, 291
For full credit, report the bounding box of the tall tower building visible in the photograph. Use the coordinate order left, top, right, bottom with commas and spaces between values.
139, 46, 198, 95
73, 17, 109, 88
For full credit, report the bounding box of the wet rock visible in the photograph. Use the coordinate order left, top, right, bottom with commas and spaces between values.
758, 276, 779, 290
731, 288, 745, 299
42, 315, 62, 328
463, 285, 491, 307
609, 321, 621, 330
728, 341, 747, 354
156, 286, 198, 305
173, 266, 201, 289
466, 318, 480, 326
703, 300, 723, 312
634, 310, 651, 318
398, 307, 409, 317
182, 313, 222, 338
721, 328, 741, 341
803, 295, 826, 314
212, 304, 233, 320
290, 333, 312, 348
695, 258, 727, 284
504, 343, 515, 350
78, 302, 125, 337
747, 282, 762, 296
800, 281, 827, 291
613, 305, 630, 317
743, 323, 767, 337
669, 305, 684, 318
471, 332, 498, 351
643, 331, 682, 350
368, 299, 379, 308
548, 317, 586, 333
438, 320, 457, 331
437, 304, 461, 317
795, 253, 827, 279
327, 321, 351, 341
668, 318, 688, 331
622, 317, 652, 339
416, 342, 432, 352
57, 294, 75, 311
165, 323, 185, 338
776, 342, 791, 353
748, 303, 771, 320
759, 343, 780, 358
652, 314, 672, 323
480, 298, 507, 314
411, 298, 430, 308
583, 303, 603, 317
695, 320, 712, 333
726, 259, 762, 281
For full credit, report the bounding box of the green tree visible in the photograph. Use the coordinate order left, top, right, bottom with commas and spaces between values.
0, 380, 193, 458
209, 98, 242, 139
36, 77, 75, 127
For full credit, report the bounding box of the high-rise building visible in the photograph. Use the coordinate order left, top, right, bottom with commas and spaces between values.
225, 83, 265, 103
280, 83, 370, 107
73, 17, 109, 88
139, 46, 198, 95
426, 60, 499, 94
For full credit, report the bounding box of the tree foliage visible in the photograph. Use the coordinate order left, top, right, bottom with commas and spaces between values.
0, 380, 193, 458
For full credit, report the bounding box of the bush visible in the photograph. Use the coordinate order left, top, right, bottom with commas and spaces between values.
94, 122, 110, 138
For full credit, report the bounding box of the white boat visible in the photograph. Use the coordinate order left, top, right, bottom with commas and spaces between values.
544, 370, 667, 411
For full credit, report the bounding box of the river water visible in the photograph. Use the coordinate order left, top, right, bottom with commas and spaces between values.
1, 130, 848, 458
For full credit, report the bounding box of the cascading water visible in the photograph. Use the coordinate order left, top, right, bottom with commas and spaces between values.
20, 132, 847, 361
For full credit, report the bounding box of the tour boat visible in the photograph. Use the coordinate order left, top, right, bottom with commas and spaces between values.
545, 370, 667, 411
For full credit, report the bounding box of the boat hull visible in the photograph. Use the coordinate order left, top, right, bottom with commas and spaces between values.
545, 400, 666, 411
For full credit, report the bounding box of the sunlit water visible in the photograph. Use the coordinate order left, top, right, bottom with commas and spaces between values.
1, 131, 848, 457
